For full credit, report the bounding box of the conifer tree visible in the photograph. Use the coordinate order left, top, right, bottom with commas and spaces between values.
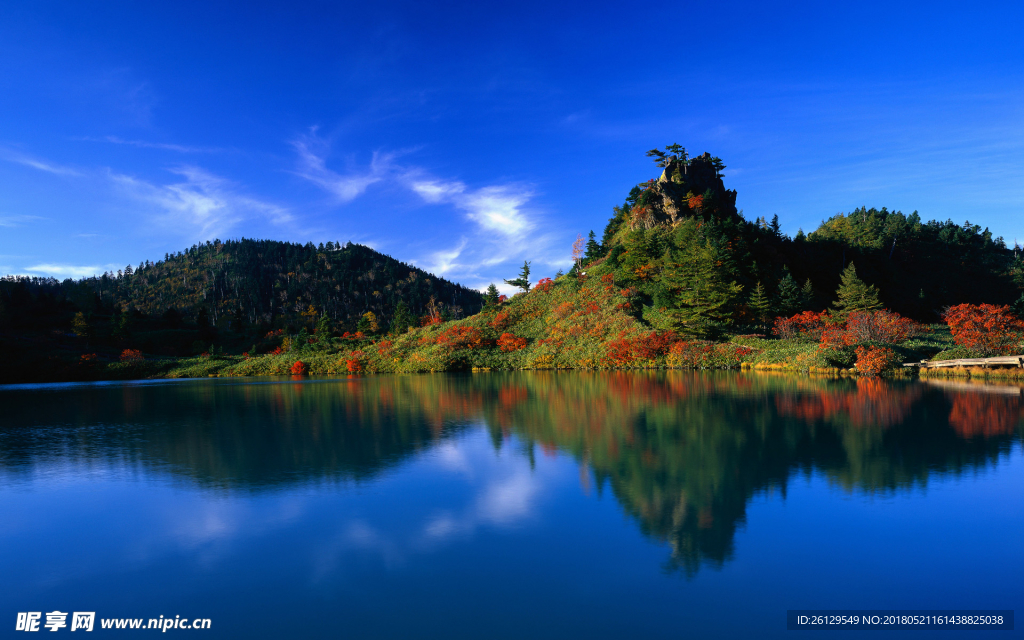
748, 281, 771, 329
775, 269, 802, 316
801, 278, 815, 310
504, 261, 532, 293
390, 300, 415, 334
832, 263, 882, 319
663, 221, 743, 337
584, 231, 602, 262
483, 284, 500, 308
315, 313, 333, 347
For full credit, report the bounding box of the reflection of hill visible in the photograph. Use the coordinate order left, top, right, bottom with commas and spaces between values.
1, 373, 1021, 573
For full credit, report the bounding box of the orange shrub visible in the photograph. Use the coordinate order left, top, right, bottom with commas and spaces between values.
489, 311, 512, 330
497, 333, 527, 352
846, 310, 920, 343
774, 311, 825, 339
290, 360, 307, 375
943, 303, 1024, 356
346, 358, 363, 373
437, 326, 486, 350
534, 277, 553, 292
854, 345, 900, 375
120, 349, 144, 362
600, 274, 614, 284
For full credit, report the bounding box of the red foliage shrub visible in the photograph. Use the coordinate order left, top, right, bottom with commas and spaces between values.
583, 302, 601, 314
437, 326, 485, 350
774, 311, 825, 339
636, 331, 677, 359
346, 358, 363, 373
498, 294, 508, 303
846, 310, 920, 343
290, 360, 307, 375
270, 346, 284, 355
534, 277, 553, 292
600, 274, 614, 284
497, 333, 527, 352
376, 340, 393, 356
687, 194, 704, 211
489, 311, 512, 330
943, 303, 1024, 356
854, 345, 900, 375
819, 326, 859, 350
120, 349, 144, 362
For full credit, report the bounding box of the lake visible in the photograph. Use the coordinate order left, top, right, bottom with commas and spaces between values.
1, 372, 1021, 638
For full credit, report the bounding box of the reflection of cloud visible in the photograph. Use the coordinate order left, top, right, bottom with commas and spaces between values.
110, 166, 293, 240
477, 469, 541, 525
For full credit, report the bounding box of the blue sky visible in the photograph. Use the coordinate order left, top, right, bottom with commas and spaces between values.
1, 0, 1022, 292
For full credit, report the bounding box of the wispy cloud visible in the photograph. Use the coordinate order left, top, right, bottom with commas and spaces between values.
78, 135, 222, 154
290, 135, 567, 288
0, 214, 45, 228
1, 150, 81, 176
21, 263, 119, 278
291, 131, 393, 202
110, 166, 294, 240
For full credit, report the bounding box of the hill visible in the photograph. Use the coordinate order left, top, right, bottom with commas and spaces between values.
0, 239, 482, 381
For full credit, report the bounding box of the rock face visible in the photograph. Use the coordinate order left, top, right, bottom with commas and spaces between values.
632, 153, 738, 228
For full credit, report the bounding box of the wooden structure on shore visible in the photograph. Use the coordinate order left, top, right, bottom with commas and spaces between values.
903, 355, 1024, 369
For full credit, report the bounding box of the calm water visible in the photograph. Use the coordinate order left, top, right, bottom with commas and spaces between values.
0, 372, 1021, 639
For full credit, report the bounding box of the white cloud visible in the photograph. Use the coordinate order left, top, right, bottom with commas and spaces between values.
110, 165, 294, 240
410, 179, 466, 203
0, 214, 45, 227
291, 132, 392, 202
1, 150, 81, 176
80, 136, 221, 154
21, 263, 119, 278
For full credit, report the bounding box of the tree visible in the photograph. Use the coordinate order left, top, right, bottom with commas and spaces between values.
504, 261, 532, 293
484, 284, 500, 308
390, 300, 415, 334
646, 144, 688, 168
315, 313, 334, 348
832, 263, 882, 319
663, 221, 743, 337
71, 311, 92, 344
776, 269, 803, 317
572, 235, 585, 271
584, 230, 603, 263
748, 281, 771, 329
801, 278, 815, 310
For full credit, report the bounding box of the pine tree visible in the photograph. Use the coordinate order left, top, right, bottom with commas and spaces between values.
801, 278, 814, 310
832, 263, 883, 319
584, 230, 602, 263
390, 300, 415, 334
663, 221, 743, 337
776, 268, 803, 316
504, 261, 532, 293
748, 281, 771, 329
315, 313, 333, 348
483, 284, 500, 308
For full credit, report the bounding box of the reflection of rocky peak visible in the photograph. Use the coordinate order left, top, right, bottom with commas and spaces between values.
638, 153, 739, 227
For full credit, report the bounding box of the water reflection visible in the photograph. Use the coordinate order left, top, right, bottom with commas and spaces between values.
1, 372, 1021, 576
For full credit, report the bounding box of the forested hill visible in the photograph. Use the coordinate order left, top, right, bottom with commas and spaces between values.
0, 239, 482, 352
587, 148, 1023, 327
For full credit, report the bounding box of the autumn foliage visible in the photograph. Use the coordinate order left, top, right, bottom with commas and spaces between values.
943, 303, 1024, 356
854, 345, 900, 375
120, 348, 144, 362
497, 333, 527, 352
290, 360, 307, 375
436, 326, 486, 350
773, 311, 826, 340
